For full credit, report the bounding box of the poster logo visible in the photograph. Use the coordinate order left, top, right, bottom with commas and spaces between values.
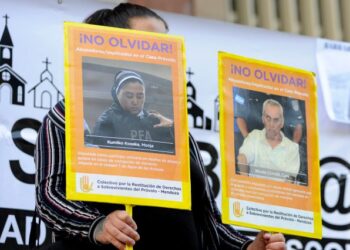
80, 176, 93, 192
233, 201, 244, 217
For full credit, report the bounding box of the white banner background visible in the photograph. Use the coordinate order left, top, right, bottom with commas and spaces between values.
1, 0, 349, 249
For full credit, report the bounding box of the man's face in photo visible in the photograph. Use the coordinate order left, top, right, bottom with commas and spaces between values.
263, 104, 284, 139
117, 81, 145, 115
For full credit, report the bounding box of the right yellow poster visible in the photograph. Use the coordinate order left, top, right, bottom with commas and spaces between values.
219, 52, 321, 239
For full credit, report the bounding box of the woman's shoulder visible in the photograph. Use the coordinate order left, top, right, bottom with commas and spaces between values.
100, 106, 121, 120
45, 99, 65, 131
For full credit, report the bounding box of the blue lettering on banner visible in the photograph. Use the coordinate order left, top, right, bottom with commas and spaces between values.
324, 41, 350, 52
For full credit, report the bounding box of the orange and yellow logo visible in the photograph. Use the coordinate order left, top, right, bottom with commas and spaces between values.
233, 201, 244, 217
80, 176, 93, 192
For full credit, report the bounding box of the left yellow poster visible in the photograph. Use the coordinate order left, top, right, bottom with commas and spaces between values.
64, 22, 190, 210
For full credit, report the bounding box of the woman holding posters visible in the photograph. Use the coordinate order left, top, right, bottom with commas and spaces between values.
35, 3, 285, 250
90, 70, 175, 154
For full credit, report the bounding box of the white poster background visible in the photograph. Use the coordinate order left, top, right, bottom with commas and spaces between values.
317, 38, 350, 124
0, 0, 113, 212
1, 0, 350, 248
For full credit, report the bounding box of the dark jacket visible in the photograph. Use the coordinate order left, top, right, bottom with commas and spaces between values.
91, 100, 175, 154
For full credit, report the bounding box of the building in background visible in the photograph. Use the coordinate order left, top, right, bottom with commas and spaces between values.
128, 0, 350, 42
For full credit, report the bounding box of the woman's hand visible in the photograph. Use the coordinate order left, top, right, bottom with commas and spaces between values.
148, 110, 174, 128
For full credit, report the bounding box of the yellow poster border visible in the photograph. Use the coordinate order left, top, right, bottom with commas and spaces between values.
64, 22, 191, 211
219, 51, 321, 239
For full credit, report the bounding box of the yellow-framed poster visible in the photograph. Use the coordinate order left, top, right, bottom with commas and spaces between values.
219, 52, 321, 238
64, 22, 190, 210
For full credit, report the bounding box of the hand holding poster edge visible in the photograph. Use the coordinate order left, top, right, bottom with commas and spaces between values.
218, 51, 322, 239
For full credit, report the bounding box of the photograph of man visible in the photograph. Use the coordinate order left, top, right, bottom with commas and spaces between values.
87, 70, 175, 154
234, 88, 304, 143
237, 99, 300, 182
233, 87, 308, 185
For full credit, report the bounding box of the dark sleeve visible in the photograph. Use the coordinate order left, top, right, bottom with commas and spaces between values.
35, 113, 103, 242
189, 134, 252, 250
209, 188, 253, 250
92, 110, 114, 137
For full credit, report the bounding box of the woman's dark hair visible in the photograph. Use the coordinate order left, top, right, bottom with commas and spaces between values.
83, 3, 168, 31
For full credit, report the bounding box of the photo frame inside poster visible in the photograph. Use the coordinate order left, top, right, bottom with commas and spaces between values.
82, 56, 175, 155
233, 87, 308, 186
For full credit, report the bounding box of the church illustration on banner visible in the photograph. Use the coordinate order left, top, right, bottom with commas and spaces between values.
0, 14, 62, 109
0, 14, 26, 106
186, 68, 219, 132
28, 57, 63, 109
